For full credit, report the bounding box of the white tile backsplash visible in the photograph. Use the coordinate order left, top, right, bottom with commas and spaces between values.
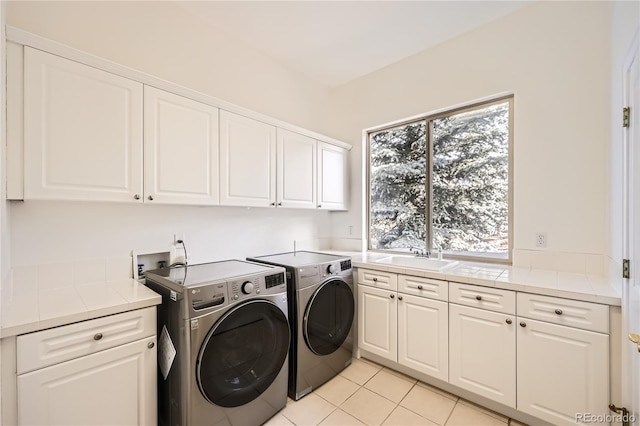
37, 262, 74, 290
513, 249, 604, 275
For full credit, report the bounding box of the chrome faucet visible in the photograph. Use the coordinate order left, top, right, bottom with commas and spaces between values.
410, 247, 431, 258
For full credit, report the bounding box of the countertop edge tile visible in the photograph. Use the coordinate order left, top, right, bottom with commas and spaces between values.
353, 257, 621, 306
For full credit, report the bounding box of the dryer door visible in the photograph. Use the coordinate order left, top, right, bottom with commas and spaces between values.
196, 299, 289, 408
303, 278, 355, 356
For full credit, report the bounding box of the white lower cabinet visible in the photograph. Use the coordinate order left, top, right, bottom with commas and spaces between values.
16, 308, 157, 426
357, 268, 612, 425
358, 270, 448, 381
448, 303, 516, 408
398, 293, 448, 381
358, 285, 397, 361
517, 317, 609, 425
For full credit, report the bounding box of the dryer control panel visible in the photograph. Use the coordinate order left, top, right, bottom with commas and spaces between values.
228, 271, 286, 302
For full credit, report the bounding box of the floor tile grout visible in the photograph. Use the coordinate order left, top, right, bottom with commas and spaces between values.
275, 358, 523, 426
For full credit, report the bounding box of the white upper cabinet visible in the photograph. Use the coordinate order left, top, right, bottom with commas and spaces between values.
219, 110, 277, 207
144, 86, 219, 205
276, 129, 316, 209
317, 142, 348, 210
23, 47, 143, 202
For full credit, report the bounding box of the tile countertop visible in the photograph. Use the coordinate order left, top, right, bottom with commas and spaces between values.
0, 279, 161, 338
347, 251, 621, 306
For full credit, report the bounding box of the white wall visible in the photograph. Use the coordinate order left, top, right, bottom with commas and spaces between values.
608, 1, 640, 281
4, 2, 336, 286
329, 1, 612, 265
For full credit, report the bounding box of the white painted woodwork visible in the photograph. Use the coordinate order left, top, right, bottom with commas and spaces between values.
219, 110, 277, 207
449, 282, 516, 314
17, 307, 156, 374
276, 129, 316, 208
449, 303, 516, 408
398, 274, 448, 301
517, 293, 609, 333
7, 41, 24, 200
317, 142, 348, 210
398, 293, 448, 381
517, 318, 609, 425
357, 268, 398, 291
144, 86, 219, 205
358, 285, 397, 361
17, 335, 157, 426
23, 47, 143, 202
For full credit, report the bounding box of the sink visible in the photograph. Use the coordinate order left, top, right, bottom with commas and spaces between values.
375, 256, 459, 271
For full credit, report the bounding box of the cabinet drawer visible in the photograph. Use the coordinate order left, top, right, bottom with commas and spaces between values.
449, 282, 515, 314
398, 275, 447, 301
17, 307, 156, 374
517, 293, 609, 333
357, 268, 397, 291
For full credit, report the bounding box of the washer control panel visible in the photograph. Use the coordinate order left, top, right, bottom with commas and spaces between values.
229, 271, 286, 301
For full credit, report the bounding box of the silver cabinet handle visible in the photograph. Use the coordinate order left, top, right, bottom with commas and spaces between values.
555, 309, 563, 315
398, 295, 403, 300
390, 294, 395, 299
278, 202, 282, 206
134, 194, 140, 200
94, 333, 103, 341
147, 342, 155, 349
270, 202, 276, 206
475, 295, 482, 301
372, 277, 378, 282
417, 285, 423, 290
317, 204, 322, 208
520, 321, 527, 327
506, 319, 512, 324
148, 195, 154, 201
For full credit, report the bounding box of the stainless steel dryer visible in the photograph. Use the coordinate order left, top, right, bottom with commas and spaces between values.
144, 260, 289, 426
247, 251, 354, 400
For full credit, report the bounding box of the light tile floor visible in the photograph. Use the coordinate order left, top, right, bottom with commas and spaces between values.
265, 358, 529, 426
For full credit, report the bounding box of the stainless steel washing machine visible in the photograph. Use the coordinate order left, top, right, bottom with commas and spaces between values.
144, 260, 290, 426
247, 251, 354, 400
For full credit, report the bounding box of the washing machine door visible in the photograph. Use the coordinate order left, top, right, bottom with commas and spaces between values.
196, 299, 290, 408
303, 277, 355, 356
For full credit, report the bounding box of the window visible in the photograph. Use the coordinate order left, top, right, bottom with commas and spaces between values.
368, 97, 512, 262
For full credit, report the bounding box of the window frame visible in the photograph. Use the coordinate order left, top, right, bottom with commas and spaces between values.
366, 95, 514, 264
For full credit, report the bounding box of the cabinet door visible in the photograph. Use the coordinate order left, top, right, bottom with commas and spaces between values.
18, 336, 157, 426
449, 304, 516, 408
517, 318, 609, 425
317, 142, 347, 210
24, 47, 143, 202
219, 110, 276, 207
144, 86, 219, 205
276, 129, 316, 208
358, 286, 397, 361
398, 294, 448, 381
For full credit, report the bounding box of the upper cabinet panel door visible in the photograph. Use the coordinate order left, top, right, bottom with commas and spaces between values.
219, 110, 276, 207
276, 129, 316, 209
144, 86, 219, 205
317, 142, 348, 210
23, 47, 143, 202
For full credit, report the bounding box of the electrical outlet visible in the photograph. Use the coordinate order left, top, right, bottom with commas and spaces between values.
348, 225, 353, 236
535, 232, 547, 248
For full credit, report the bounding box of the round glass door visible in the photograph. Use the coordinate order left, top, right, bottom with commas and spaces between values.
196, 300, 290, 407
303, 278, 355, 356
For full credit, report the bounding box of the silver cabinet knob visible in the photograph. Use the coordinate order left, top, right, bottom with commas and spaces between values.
417, 285, 423, 290
475, 295, 482, 301
94, 333, 103, 341
506, 319, 512, 324
147, 342, 155, 349
555, 309, 563, 315
278, 202, 282, 206
317, 204, 322, 208
271, 202, 276, 206
520, 321, 527, 327
134, 194, 140, 200
398, 295, 403, 300
148, 195, 154, 201
372, 277, 378, 282
390, 294, 395, 299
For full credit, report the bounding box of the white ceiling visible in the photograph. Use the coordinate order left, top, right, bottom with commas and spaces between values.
178, 1, 531, 87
